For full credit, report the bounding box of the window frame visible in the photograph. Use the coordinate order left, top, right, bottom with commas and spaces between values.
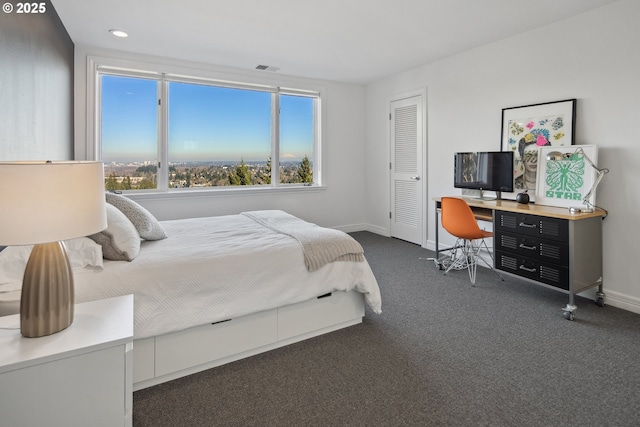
85, 56, 324, 195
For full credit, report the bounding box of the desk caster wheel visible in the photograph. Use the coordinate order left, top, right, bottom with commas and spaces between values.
562, 304, 577, 321
595, 297, 605, 307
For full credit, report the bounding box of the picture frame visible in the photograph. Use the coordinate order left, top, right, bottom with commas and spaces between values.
500, 99, 576, 201
535, 145, 598, 208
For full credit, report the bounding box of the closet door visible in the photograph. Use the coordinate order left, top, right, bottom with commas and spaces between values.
390, 95, 423, 245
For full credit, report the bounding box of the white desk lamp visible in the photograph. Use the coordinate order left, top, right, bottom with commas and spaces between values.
545, 147, 609, 213
0, 161, 107, 337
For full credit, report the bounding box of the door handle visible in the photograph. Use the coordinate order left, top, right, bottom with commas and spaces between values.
410, 176, 421, 180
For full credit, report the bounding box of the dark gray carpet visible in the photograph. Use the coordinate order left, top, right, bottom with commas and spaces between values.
133, 232, 640, 426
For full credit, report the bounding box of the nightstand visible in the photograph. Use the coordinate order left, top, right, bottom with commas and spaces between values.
0, 295, 134, 426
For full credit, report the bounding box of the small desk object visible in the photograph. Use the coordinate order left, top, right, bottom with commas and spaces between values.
0, 295, 134, 426
434, 198, 606, 320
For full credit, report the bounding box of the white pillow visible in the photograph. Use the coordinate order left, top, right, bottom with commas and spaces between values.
89, 204, 141, 261
105, 192, 167, 240
0, 237, 104, 285
66, 237, 105, 268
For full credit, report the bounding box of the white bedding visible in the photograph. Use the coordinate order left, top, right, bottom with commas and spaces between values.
2, 213, 381, 339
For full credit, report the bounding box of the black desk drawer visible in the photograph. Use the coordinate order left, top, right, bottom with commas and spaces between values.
496, 251, 569, 290
495, 230, 569, 267
495, 211, 568, 242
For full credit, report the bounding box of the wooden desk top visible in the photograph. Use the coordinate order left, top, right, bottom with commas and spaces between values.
436, 197, 607, 221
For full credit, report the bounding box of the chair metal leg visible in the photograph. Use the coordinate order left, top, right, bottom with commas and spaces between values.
443, 238, 503, 285
479, 239, 504, 281
468, 240, 479, 285
443, 238, 468, 275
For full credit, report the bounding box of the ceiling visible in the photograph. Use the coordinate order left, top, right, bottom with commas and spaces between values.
51, 0, 618, 85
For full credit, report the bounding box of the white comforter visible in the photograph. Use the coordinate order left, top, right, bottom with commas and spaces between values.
67, 213, 381, 339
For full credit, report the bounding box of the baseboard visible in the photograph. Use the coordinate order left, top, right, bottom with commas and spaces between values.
334, 223, 389, 237
333, 223, 367, 233
362, 224, 389, 237
593, 289, 640, 315
425, 239, 437, 252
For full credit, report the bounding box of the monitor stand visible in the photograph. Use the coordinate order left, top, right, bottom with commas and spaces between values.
470, 189, 499, 201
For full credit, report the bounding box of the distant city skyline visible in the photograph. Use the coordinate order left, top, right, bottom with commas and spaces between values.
101, 75, 314, 163
102, 158, 313, 190
103, 159, 310, 167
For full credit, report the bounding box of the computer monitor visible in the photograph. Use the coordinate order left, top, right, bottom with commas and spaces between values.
454, 151, 514, 198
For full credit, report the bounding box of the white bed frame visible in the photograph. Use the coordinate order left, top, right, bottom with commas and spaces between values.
132, 290, 365, 391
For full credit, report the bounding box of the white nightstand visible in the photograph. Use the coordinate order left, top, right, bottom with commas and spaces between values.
0, 295, 134, 427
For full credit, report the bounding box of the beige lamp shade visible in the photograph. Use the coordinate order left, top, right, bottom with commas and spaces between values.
0, 161, 107, 245
0, 161, 107, 337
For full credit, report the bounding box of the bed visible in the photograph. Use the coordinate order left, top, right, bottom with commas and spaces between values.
0, 199, 382, 391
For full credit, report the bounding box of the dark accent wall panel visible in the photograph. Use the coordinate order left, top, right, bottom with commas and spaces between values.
0, 0, 74, 160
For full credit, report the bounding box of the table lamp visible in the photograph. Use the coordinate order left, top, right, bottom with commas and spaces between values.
0, 161, 107, 337
545, 147, 609, 213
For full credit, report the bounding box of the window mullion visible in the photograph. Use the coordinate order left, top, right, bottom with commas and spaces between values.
271, 93, 280, 187
94, 71, 103, 162
158, 77, 169, 191
313, 97, 320, 185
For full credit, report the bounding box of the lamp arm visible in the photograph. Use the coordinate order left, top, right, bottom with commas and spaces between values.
575, 147, 609, 175
582, 169, 606, 208
574, 148, 609, 208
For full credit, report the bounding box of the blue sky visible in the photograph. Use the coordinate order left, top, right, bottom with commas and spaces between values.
101, 75, 314, 163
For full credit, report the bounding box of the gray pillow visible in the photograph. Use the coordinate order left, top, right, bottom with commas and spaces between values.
89, 204, 141, 261
105, 192, 167, 240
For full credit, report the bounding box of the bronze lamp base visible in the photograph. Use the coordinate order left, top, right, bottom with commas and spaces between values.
20, 241, 75, 338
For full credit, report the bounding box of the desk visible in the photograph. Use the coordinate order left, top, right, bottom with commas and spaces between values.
433, 197, 607, 320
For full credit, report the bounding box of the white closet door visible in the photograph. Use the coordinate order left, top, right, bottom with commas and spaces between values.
390, 95, 423, 245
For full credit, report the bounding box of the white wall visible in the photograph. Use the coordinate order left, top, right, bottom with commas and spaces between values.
73, 47, 368, 230
365, 0, 640, 313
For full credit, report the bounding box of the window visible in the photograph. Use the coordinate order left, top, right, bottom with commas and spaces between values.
101, 75, 159, 190
97, 68, 320, 192
279, 94, 315, 184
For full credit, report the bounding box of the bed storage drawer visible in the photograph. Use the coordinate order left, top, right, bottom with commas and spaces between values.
132, 337, 155, 383
154, 308, 278, 377
278, 291, 365, 340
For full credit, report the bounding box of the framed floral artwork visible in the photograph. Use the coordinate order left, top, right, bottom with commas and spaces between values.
500, 99, 576, 201
535, 145, 598, 209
